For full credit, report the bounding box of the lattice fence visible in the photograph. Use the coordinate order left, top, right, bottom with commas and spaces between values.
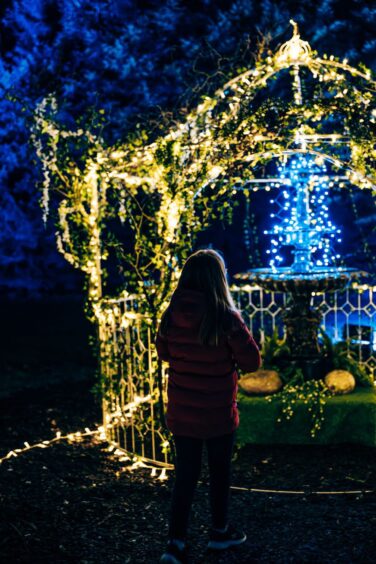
97, 284, 376, 466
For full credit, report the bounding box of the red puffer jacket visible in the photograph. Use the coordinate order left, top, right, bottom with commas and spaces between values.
156, 289, 261, 439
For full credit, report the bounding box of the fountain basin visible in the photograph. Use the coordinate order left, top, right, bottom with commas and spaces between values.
235, 267, 364, 293
235, 267, 367, 379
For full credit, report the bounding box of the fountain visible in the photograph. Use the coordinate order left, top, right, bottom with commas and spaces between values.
235, 155, 365, 379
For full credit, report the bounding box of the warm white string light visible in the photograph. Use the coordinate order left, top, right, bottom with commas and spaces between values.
0, 426, 105, 465
2, 426, 374, 494
30, 20, 376, 470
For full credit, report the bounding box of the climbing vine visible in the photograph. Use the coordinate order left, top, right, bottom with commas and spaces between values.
31, 22, 376, 462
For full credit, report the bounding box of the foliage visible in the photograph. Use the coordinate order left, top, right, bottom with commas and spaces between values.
261, 328, 375, 437
260, 328, 290, 374
32, 24, 376, 310
320, 330, 375, 387
263, 328, 374, 436
261, 330, 331, 437
266, 370, 333, 437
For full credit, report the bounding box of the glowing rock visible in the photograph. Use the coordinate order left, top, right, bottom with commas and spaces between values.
239, 370, 283, 395
324, 370, 355, 395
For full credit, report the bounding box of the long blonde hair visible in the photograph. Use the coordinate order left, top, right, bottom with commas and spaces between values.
159, 249, 237, 345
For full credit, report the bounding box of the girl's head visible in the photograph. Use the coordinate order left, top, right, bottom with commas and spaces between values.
160, 249, 237, 345
177, 248, 232, 302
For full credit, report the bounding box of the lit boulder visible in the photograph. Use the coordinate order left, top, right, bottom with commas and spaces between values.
239, 369, 283, 395
324, 370, 356, 395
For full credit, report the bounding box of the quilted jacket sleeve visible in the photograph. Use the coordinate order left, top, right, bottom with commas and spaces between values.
156, 330, 170, 362
227, 312, 261, 373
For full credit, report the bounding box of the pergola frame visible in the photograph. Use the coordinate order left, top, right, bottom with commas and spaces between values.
33, 21, 376, 470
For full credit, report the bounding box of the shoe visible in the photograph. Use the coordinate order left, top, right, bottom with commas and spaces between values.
160, 540, 188, 564
207, 523, 247, 550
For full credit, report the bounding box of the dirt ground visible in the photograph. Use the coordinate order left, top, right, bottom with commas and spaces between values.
1, 299, 376, 563
1, 379, 376, 564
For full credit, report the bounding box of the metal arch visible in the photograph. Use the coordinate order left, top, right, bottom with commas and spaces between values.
192, 148, 376, 202
105, 24, 375, 192
240, 149, 376, 191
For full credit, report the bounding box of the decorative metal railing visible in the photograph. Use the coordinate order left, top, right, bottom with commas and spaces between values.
97, 284, 376, 466
96, 297, 171, 467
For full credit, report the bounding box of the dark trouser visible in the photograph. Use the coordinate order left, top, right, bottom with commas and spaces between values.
168, 432, 235, 541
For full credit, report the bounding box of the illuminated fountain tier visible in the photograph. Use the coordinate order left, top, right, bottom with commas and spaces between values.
236, 156, 364, 378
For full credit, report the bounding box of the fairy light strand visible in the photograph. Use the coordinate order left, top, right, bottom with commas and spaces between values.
2, 424, 374, 494
30, 20, 376, 469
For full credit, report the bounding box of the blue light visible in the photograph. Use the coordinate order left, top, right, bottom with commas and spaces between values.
264, 156, 342, 272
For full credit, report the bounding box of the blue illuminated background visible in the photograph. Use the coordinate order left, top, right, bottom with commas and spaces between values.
0, 0, 375, 297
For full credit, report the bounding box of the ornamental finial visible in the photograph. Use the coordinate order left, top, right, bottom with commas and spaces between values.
289, 19, 299, 37
276, 20, 312, 64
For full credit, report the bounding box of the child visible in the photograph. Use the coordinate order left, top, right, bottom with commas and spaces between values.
156, 249, 261, 564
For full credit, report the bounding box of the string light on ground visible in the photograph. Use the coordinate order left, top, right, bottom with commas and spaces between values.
2, 427, 374, 495
0, 423, 171, 480
0, 426, 105, 465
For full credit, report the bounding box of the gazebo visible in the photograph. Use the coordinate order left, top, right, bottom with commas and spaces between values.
34, 22, 376, 473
